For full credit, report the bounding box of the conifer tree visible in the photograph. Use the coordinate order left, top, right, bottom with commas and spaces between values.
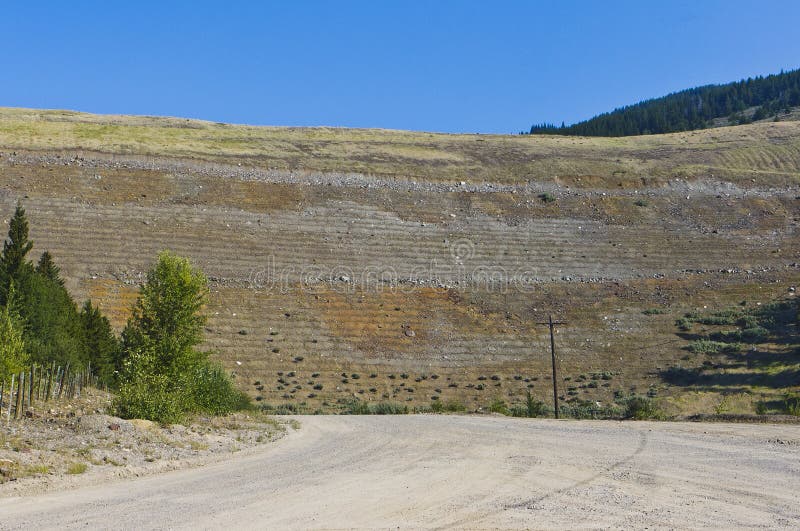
80, 300, 121, 386
36, 251, 63, 285
0, 202, 34, 302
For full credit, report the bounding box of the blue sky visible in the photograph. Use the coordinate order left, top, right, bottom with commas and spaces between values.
2, 1, 799, 133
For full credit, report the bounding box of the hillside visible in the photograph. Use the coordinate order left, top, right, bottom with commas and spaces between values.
531, 68, 800, 136
0, 107, 798, 415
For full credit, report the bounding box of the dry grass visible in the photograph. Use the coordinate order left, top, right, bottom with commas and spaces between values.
1, 107, 799, 185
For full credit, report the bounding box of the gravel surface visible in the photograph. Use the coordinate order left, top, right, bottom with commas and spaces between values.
4, 150, 797, 198
1, 415, 798, 529
0, 390, 286, 498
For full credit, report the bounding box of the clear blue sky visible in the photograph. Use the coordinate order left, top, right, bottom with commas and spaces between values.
2, 1, 799, 133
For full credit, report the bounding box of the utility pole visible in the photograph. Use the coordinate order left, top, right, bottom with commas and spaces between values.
536, 314, 566, 419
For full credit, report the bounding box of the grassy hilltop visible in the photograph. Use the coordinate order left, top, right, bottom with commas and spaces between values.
0, 107, 797, 416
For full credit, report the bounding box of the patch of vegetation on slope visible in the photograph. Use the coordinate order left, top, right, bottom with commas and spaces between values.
530, 68, 800, 136
661, 298, 799, 415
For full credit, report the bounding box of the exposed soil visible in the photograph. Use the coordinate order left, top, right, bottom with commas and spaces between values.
0, 389, 288, 497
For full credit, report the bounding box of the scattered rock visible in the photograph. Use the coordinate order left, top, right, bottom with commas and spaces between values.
129, 419, 157, 432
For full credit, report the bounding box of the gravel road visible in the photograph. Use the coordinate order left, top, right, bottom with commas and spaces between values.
1, 415, 798, 529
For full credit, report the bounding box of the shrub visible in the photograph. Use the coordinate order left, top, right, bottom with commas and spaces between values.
538, 192, 556, 203
510, 391, 547, 418
642, 308, 666, 315
740, 326, 769, 343
66, 462, 88, 475
343, 400, 407, 415
785, 393, 800, 416
489, 399, 510, 415
623, 395, 660, 420
371, 402, 408, 415
115, 372, 186, 424
693, 310, 740, 326
189, 362, 250, 415
687, 340, 740, 354
443, 401, 466, 412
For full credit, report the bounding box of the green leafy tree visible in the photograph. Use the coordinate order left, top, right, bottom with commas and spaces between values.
121, 250, 208, 375
116, 251, 246, 423
0, 286, 28, 382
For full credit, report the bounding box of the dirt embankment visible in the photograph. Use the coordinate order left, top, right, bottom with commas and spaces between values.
0, 389, 288, 497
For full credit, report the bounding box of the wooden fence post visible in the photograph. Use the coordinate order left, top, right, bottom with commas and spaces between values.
14, 372, 24, 419
45, 363, 54, 401
28, 366, 34, 406
6, 375, 14, 423
57, 363, 69, 400
36, 364, 42, 400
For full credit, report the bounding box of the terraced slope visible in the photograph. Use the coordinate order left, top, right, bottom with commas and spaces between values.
0, 108, 797, 414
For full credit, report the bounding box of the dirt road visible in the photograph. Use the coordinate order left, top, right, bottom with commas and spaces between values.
1, 415, 798, 529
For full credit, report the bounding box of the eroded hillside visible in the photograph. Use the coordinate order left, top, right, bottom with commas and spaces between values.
0, 108, 797, 414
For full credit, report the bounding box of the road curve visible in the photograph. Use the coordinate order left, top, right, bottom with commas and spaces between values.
1, 415, 799, 529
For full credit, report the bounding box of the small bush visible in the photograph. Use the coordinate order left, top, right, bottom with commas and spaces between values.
66, 462, 88, 475
538, 192, 556, 203
675, 317, 692, 331
687, 340, 740, 354
442, 401, 466, 412
372, 402, 408, 414
693, 310, 740, 326
510, 391, 547, 418
642, 308, 666, 315
489, 399, 510, 415
740, 326, 769, 343
560, 401, 623, 420
343, 400, 408, 415
190, 362, 251, 416
623, 395, 660, 420
785, 393, 800, 416
115, 373, 187, 424
343, 400, 371, 415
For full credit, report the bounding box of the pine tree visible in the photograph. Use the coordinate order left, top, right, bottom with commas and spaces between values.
36, 251, 63, 285
0, 202, 34, 302
80, 300, 120, 387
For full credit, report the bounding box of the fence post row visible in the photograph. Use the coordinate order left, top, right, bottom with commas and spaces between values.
2, 364, 96, 421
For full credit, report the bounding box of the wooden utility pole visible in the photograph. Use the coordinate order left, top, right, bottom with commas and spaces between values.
536, 315, 566, 419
